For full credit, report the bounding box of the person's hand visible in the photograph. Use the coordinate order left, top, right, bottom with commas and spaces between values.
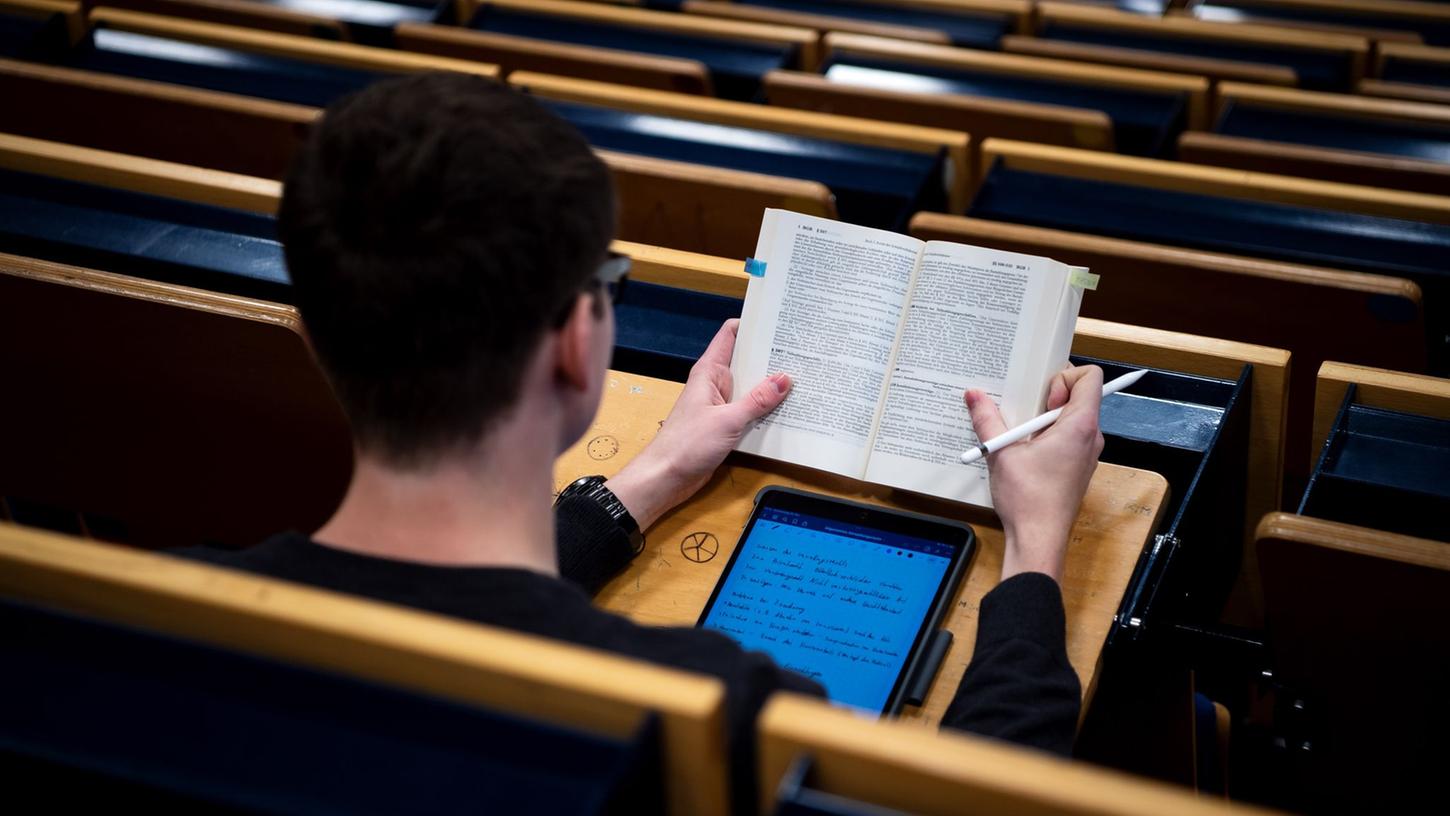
965, 365, 1105, 583
606, 319, 791, 530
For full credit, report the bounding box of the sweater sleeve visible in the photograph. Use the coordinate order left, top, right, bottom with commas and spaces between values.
554, 495, 638, 597
940, 572, 1082, 756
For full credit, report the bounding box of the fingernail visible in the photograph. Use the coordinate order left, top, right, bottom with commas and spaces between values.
770, 373, 790, 393
964, 390, 978, 408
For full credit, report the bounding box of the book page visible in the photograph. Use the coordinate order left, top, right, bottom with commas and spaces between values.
732, 210, 923, 478
863, 243, 1070, 506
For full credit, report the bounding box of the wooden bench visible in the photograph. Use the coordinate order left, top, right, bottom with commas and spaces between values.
1361, 41, 1450, 105
1255, 511, 1450, 812
1014, 1, 1370, 89
0, 521, 732, 815
758, 692, 1280, 815
507, 69, 971, 211
678, 0, 1030, 49
1180, 81, 1450, 194
397, 20, 712, 94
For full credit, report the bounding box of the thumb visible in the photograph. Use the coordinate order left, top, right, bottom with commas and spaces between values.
965, 389, 1008, 442
729, 373, 791, 426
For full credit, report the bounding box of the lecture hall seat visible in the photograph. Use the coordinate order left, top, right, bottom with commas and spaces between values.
1185, 0, 1450, 47
766, 32, 1209, 158
1180, 82, 1450, 195
464, 0, 814, 100
1362, 42, 1450, 104
1300, 362, 1450, 542
0, 523, 733, 816
1015, 1, 1370, 90
677, 0, 1030, 50
60, 7, 496, 108
1255, 512, 1450, 813
963, 140, 1450, 374
0, 251, 347, 548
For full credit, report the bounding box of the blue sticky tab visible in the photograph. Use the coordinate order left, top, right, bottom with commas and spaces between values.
744, 258, 767, 278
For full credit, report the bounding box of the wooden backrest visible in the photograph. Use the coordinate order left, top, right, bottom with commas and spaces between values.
1179, 0, 1437, 44
508, 69, 971, 210
84, 0, 348, 40
1254, 511, 1450, 811
1, 122, 833, 259
0, 129, 281, 211
0, 252, 351, 548
1179, 82, 1450, 194
1375, 40, 1450, 77
763, 68, 1112, 182
464, 0, 821, 69
1027, 1, 1369, 84
1312, 361, 1450, 469
602, 148, 835, 257
679, 0, 1030, 45
758, 693, 1279, 815
979, 137, 1450, 224
1362, 41, 1450, 103
822, 31, 1212, 129
87, 7, 499, 77
396, 22, 713, 95
0, 57, 315, 179
0, 521, 731, 816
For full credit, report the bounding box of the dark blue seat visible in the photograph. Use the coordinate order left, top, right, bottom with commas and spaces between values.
1301, 393, 1450, 542
0, 597, 662, 814
469, 5, 796, 101
1195, 2, 1450, 47
968, 161, 1450, 369
821, 57, 1189, 156
0, 169, 290, 302
65, 26, 383, 107
541, 99, 944, 231
1039, 19, 1355, 90
968, 162, 1450, 283
1382, 55, 1450, 89
1079, 359, 1251, 643
248, 0, 449, 46
612, 281, 743, 381
0, 7, 69, 61
733, 0, 1012, 49
1216, 101, 1450, 165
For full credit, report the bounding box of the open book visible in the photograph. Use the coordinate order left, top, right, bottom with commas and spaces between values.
730, 210, 1091, 508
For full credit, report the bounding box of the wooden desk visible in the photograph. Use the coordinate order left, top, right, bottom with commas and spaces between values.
555, 370, 1169, 727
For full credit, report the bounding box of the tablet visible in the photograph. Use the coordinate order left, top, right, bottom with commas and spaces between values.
697, 487, 973, 715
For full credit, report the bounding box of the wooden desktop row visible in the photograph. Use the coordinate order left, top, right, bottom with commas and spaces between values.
8, 0, 1450, 197
3, 234, 1440, 810
0, 516, 1283, 816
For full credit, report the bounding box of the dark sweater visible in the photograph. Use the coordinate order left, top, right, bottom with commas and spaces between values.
175, 494, 1080, 809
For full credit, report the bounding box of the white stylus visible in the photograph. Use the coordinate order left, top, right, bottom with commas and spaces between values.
958, 369, 1148, 465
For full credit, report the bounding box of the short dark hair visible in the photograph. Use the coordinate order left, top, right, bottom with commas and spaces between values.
279, 72, 615, 466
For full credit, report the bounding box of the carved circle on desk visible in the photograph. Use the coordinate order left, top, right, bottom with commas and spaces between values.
586, 435, 619, 460
680, 532, 719, 564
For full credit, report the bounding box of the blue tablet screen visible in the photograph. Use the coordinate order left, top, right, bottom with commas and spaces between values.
700, 506, 957, 713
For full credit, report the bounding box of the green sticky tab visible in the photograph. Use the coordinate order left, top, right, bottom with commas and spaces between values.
745, 258, 767, 277
1069, 266, 1099, 291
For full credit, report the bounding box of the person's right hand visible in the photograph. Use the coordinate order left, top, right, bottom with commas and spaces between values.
964, 365, 1105, 583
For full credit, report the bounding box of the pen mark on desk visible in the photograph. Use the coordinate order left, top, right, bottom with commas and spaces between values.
681, 532, 719, 564
587, 435, 619, 460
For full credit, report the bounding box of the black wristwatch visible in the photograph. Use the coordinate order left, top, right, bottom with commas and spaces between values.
556, 475, 645, 556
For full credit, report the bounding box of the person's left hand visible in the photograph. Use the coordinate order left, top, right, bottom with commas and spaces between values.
606, 319, 791, 530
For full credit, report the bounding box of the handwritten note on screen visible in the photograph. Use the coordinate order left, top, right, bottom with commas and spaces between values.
701, 508, 954, 712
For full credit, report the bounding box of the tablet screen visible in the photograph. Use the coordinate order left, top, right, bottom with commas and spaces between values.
698, 495, 966, 714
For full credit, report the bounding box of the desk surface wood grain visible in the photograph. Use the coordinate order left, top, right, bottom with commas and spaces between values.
556, 371, 1168, 728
